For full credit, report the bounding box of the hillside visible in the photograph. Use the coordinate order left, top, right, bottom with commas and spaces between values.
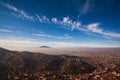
0, 47, 96, 80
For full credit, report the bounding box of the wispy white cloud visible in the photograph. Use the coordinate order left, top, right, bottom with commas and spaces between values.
86, 23, 120, 38
51, 18, 58, 23
0, 29, 13, 32
0, 1, 34, 21
36, 15, 82, 30
62, 17, 70, 24
34, 33, 74, 39
103, 32, 120, 38
86, 23, 103, 33
51, 16, 82, 30
81, 0, 90, 14
77, 0, 91, 22
36, 14, 50, 23
36, 14, 43, 22
0, 28, 24, 34
0, 27, 25, 35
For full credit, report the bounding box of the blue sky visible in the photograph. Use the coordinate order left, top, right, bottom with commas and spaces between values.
0, 0, 120, 49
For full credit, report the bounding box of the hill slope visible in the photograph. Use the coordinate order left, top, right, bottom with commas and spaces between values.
0, 47, 97, 80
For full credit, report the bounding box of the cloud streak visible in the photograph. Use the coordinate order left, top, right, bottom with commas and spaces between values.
0, 29, 13, 32
0, 1, 34, 21
36, 14, 50, 23
34, 33, 74, 39
86, 23, 120, 38
51, 16, 82, 30
77, 0, 90, 22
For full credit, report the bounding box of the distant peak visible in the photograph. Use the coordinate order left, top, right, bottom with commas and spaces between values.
40, 46, 51, 48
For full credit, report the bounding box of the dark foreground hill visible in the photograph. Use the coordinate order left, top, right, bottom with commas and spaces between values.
0, 47, 96, 80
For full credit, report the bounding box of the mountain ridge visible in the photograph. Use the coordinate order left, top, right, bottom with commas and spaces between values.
0, 47, 96, 74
